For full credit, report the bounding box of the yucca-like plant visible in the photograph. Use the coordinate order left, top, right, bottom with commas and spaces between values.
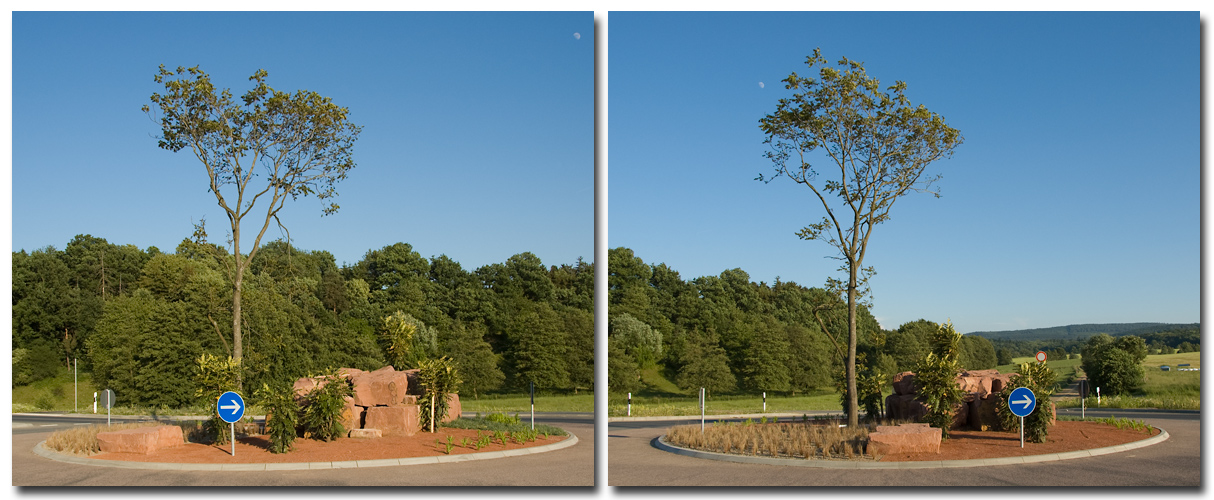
417, 356, 462, 432
995, 361, 1056, 443
194, 353, 240, 445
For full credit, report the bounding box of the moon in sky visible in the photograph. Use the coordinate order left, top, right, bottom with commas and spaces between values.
574, 32, 581, 40
759, 82, 765, 88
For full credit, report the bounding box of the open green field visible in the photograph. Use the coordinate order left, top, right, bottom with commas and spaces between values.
996, 355, 1082, 391
607, 390, 847, 417
1142, 351, 1201, 368
1054, 352, 1201, 410
459, 393, 594, 414
11, 370, 97, 413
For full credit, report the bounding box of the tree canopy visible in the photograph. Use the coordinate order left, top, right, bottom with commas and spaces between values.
757, 49, 963, 426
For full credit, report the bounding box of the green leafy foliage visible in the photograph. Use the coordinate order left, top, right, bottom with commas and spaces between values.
417, 356, 462, 432
995, 361, 1056, 443
915, 321, 963, 438
194, 353, 239, 444
1082, 334, 1147, 395
379, 311, 437, 370
758, 48, 963, 426
255, 382, 299, 454
607, 338, 642, 394
300, 369, 353, 442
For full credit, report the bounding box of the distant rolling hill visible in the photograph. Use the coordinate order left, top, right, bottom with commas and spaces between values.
969, 323, 1200, 342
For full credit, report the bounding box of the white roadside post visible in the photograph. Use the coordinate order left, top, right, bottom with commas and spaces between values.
73, 359, 77, 413
763, 392, 766, 413
627, 392, 631, 417
1097, 387, 1100, 406
93, 392, 97, 414
530, 382, 535, 431
700, 387, 705, 433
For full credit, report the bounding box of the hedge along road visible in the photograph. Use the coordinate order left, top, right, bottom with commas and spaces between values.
607, 409, 1199, 486
12, 412, 593, 486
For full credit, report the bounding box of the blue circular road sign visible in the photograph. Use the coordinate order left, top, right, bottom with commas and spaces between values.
1008, 387, 1036, 418
217, 391, 246, 423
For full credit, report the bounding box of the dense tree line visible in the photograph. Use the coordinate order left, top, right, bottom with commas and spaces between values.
12, 233, 593, 406
606, 247, 996, 397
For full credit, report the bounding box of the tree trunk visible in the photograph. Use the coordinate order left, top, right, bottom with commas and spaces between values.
846, 266, 859, 428
231, 225, 244, 392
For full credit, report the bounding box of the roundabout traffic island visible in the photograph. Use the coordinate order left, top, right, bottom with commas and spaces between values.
37, 424, 577, 470
656, 418, 1166, 468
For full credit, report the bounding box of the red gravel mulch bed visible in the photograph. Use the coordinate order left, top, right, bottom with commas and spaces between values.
879, 420, 1159, 462
89, 428, 565, 464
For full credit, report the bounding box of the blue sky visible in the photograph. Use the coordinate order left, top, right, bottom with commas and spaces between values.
12, 11, 593, 271
608, 12, 1199, 333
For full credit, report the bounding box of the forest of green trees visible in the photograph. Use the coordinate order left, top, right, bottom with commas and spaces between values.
606, 247, 998, 396
11, 233, 594, 407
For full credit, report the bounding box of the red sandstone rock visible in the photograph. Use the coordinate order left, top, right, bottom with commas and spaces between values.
364, 405, 420, 436
885, 393, 928, 421
951, 400, 969, 430
892, 372, 917, 396
351, 368, 410, 407
867, 423, 941, 456
443, 394, 462, 423
348, 428, 382, 438
97, 426, 184, 455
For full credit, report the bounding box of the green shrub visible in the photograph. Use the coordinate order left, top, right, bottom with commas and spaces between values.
915, 321, 963, 438
417, 356, 462, 432
300, 369, 353, 442
995, 361, 1056, 443
194, 353, 239, 445
1081, 334, 1146, 396
256, 382, 299, 453
486, 412, 521, 425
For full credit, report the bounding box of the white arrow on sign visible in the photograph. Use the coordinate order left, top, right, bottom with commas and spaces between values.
1013, 395, 1033, 409
220, 400, 241, 413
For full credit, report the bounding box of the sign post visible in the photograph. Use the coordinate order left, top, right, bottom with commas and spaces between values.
529, 382, 535, 430
700, 387, 706, 433
217, 391, 246, 457
74, 359, 77, 414
1079, 380, 1089, 419
1008, 387, 1036, 448
99, 389, 115, 427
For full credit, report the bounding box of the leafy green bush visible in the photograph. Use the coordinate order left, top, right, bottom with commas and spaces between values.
486, 412, 521, 425
995, 361, 1056, 443
300, 370, 353, 442
417, 356, 462, 432
915, 321, 963, 438
256, 382, 299, 453
1081, 334, 1146, 396
194, 353, 239, 445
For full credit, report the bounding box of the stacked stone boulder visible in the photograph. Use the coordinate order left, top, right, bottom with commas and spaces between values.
293, 366, 462, 438
885, 369, 1024, 431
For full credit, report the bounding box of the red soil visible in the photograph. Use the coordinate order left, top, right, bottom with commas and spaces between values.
879, 420, 1159, 462
90, 428, 565, 464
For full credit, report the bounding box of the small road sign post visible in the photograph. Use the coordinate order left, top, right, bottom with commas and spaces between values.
1079, 380, 1089, 419
99, 389, 115, 426
700, 388, 706, 433
217, 391, 245, 457
1036, 351, 1047, 363
1008, 387, 1036, 448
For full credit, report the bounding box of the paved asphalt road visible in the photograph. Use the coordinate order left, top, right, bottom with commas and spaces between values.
608, 409, 1200, 486
12, 412, 594, 486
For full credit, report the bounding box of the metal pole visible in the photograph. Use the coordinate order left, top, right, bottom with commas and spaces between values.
74, 359, 77, 413
231, 422, 236, 456
627, 392, 631, 417
763, 391, 766, 413
700, 387, 705, 433
530, 382, 535, 430
1020, 416, 1024, 448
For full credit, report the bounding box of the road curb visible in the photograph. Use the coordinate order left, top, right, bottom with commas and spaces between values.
652, 426, 1169, 469
32, 430, 578, 471
609, 411, 843, 423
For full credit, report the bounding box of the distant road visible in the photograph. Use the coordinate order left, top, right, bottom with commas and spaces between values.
608, 409, 1199, 486
12, 412, 594, 486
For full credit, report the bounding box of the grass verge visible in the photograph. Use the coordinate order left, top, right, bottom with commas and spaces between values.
443, 413, 567, 436
459, 393, 593, 414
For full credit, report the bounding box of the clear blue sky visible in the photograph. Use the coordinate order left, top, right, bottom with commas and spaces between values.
12, 11, 593, 270
608, 12, 1199, 333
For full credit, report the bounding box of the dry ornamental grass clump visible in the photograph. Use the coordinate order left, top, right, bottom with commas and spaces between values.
44, 422, 170, 456
666, 420, 879, 460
